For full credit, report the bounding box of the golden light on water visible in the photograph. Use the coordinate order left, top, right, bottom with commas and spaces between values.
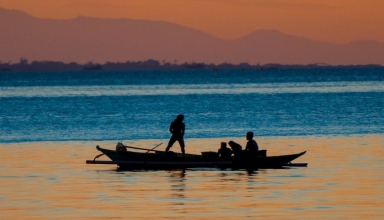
1, 135, 383, 219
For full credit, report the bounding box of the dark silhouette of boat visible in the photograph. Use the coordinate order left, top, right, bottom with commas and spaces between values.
86, 143, 307, 170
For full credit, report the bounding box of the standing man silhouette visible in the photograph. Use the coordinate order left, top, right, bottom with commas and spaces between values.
165, 114, 186, 156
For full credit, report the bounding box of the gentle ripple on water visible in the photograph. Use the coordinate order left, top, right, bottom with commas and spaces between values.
1, 68, 383, 142
1, 68, 383, 219
1, 81, 384, 98
1, 135, 383, 219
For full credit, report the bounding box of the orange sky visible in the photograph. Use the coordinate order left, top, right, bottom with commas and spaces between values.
0, 0, 383, 43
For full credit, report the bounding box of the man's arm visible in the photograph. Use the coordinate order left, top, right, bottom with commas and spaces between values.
181, 123, 185, 136
169, 122, 174, 133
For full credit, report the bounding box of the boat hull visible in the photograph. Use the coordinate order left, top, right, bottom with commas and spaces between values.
88, 146, 307, 170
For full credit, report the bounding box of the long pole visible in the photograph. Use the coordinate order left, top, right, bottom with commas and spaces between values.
124, 144, 199, 157
124, 145, 163, 152
146, 143, 162, 153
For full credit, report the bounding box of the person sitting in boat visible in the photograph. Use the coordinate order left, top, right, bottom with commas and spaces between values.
165, 114, 186, 156
217, 142, 232, 158
245, 131, 259, 152
228, 140, 243, 157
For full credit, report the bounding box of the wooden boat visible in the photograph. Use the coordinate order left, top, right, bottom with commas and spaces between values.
86, 143, 307, 170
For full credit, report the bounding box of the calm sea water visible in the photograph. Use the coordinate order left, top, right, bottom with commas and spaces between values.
1, 67, 384, 219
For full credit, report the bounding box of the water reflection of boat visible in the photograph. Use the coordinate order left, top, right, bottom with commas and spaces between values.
86, 143, 307, 170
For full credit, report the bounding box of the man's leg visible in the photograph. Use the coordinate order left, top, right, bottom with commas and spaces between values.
179, 138, 185, 156
165, 136, 177, 152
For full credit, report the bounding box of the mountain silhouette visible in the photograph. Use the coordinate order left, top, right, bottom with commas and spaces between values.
1, 7, 383, 65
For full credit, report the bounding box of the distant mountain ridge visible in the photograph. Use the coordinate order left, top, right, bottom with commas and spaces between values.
1, 7, 383, 65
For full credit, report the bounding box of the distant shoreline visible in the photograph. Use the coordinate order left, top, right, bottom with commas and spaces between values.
0, 59, 382, 72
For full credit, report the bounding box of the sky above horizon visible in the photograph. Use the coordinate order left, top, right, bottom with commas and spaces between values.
0, 0, 383, 44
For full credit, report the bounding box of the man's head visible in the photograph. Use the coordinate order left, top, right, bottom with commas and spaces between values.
246, 132, 254, 140
176, 114, 184, 121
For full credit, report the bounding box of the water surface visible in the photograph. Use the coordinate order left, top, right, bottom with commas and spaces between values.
1, 136, 383, 219
0, 67, 383, 219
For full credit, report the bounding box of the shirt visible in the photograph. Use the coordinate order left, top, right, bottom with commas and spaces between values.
245, 140, 259, 152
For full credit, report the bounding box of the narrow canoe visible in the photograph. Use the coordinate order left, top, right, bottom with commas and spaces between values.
86, 145, 307, 170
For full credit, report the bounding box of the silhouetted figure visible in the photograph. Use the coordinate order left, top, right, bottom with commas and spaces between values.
228, 140, 243, 157
217, 142, 232, 158
244, 132, 259, 170
165, 114, 186, 156
245, 132, 259, 152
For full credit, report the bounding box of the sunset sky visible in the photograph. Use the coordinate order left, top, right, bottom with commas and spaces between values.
0, 0, 383, 44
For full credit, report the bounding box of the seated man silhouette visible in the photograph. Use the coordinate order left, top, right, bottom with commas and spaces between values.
217, 142, 232, 158
245, 131, 259, 152
228, 140, 243, 157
